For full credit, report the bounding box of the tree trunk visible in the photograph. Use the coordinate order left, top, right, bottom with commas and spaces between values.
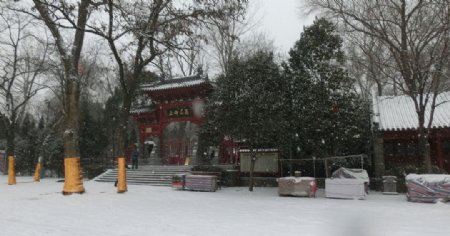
31, 0, 90, 195
33, 156, 42, 182
117, 93, 132, 156
417, 112, 432, 173
249, 147, 256, 192
62, 78, 85, 194
417, 126, 431, 173
116, 88, 133, 193
6, 120, 15, 158
324, 159, 330, 178
6, 120, 16, 185
372, 126, 385, 191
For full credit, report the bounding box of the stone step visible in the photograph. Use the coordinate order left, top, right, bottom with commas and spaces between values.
94, 164, 238, 187
95, 180, 169, 186
104, 173, 189, 177
100, 176, 179, 179
138, 165, 192, 169
114, 170, 191, 174
94, 165, 193, 186
95, 180, 173, 186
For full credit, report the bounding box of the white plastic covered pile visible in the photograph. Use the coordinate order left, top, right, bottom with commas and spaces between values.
331, 168, 370, 181
405, 174, 450, 203
326, 168, 370, 199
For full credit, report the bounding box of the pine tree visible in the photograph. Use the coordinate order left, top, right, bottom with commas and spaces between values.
79, 100, 108, 164
204, 51, 289, 190
38, 116, 45, 130
16, 114, 39, 175
286, 18, 370, 163
45, 130, 64, 178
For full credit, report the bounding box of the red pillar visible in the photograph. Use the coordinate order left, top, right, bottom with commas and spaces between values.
159, 128, 165, 165
139, 125, 145, 144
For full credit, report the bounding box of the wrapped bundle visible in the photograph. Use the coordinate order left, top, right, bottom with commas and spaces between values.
326, 168, 370, 199
277, 177, 317, 197
405, 174, 450, 203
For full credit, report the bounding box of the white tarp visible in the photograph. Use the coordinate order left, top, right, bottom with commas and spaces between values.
331, 168, 369, 183
405, 174, 450, 203
326, 168, 370, 199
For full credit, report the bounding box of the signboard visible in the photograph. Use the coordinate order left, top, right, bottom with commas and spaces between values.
167, 106, 192, 118
143, 125, 161, 136
240, 149, 279, 173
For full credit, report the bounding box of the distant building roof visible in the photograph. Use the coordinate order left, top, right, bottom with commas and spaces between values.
129, 107, 154, 115
373, 92, 450, 131
141, 74, 209, 92
131, 73, 211, 114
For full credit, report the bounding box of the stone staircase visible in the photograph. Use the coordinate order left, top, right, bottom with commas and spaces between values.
94, 165, 192, 186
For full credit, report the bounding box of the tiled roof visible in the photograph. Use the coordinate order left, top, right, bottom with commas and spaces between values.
130, 107, 154, 114
373, 92, 450, 131
141, 75, 209, 92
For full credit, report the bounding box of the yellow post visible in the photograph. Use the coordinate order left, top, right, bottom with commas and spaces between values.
33, 156, 42, 182
117, 157, 127, 193
63, 157, 85, 194
8, 156, 16, 185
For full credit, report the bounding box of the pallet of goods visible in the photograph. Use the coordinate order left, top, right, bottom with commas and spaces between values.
185, 175, 218, 192
406, 174, 450, 203
277, 177, 317, 197
325, 168, 369, 200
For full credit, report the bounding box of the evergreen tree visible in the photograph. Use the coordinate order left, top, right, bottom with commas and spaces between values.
0, 114, 6, 140
45, 130, 64, 178
103, 88, 123, 161
15, 114, 39, 175
204, 51, 288, 190
79, 100, 108, 163
38, 116, 45, 130
286, 18, 370, 164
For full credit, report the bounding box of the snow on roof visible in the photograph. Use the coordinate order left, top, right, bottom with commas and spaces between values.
130, 107, 154, 114
141, 75, 209, 92
373, 92, 450, 131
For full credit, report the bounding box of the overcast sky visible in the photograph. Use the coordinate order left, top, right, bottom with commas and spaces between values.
258, 0, 316, 54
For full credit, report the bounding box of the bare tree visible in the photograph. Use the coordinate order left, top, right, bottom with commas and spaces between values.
306, 0, 450, 172
11, 0, 93, 194
204, 0, 257, 75
55, 0, 246, 192
0, 8, 49, 183
78, 44, 118, 103
154, 32, 205, 77
345, 33, 399, 99
236, 31, 275, 60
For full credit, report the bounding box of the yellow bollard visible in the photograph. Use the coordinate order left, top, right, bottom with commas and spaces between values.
63, 157, 85, 194
8, 156, 16, 185
117, 157, 127, 193
33, 157, 42, 182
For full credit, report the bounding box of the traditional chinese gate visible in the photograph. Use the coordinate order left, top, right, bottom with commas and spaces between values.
131, 73, 211, 165
161, 121, 199, 165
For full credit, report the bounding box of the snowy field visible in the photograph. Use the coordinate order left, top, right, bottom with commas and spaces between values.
1, 177, 449, 236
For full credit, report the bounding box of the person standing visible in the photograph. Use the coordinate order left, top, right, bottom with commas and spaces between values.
132, 145, 139, 169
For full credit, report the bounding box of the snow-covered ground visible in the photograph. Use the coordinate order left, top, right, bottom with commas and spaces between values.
1, 177, 449, 236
